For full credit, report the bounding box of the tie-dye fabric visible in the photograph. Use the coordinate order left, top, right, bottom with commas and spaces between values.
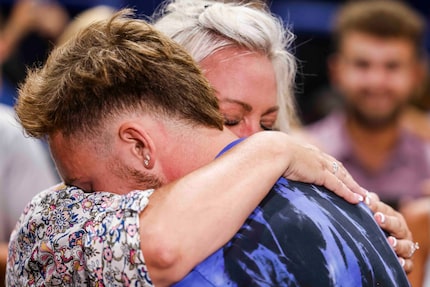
173, 142, 410, 287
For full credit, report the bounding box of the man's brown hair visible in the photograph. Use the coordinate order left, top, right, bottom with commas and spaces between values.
332, 0, 425, 55
15, 9, 223, 139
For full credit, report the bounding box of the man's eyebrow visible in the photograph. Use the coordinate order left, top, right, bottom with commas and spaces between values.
220, 99, 252, 112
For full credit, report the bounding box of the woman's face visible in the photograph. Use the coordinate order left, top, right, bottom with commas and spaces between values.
200, 47, 278, 138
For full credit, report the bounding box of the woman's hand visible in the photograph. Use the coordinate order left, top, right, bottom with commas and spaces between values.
367, 192, 415, 273
281, 137, 366, 204
280, 136, 416, 273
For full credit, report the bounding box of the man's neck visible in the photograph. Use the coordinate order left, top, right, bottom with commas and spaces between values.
155, 125, 239, 183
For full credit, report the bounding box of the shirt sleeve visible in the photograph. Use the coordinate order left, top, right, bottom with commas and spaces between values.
84, 189, 154, 286
7, 185, 154, 287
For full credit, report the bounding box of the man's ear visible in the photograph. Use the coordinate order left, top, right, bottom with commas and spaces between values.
118, 122, 155, 169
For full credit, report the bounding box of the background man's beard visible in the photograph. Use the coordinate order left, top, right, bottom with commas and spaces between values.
347, 105, 403, 131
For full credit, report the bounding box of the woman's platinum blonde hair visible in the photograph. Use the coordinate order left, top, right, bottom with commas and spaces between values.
153, 0, 298, 131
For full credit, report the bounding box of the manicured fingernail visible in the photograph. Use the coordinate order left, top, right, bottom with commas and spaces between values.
388, 236, 397, 248
399, 257, 405, 267
356, 194, 364, 202
364, 189, 371, 205
375, 212, 385, 224
365, 194, 371, 205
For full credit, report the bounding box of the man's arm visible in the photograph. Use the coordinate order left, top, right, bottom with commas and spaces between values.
138, 131, 365, 286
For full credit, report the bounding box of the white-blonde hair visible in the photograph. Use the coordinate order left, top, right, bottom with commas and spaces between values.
153, 0, 298, 131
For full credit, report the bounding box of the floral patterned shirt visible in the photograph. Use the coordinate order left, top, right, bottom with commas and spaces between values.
6, 184, 154, 286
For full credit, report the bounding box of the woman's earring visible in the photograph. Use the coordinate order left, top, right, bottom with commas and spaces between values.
144, 154, 151, 167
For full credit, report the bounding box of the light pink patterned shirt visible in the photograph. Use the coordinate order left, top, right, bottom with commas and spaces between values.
7, 184, 154, 286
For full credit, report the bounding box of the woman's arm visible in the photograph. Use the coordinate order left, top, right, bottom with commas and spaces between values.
139, 131, 366, 286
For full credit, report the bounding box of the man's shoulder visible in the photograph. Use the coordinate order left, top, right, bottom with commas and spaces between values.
304, 112, 347, 153
305, 112, 344, 135
173, 180, 409, 286
12, 185, 153, 235
400, 128, 430, 168
7, 184, 87, 286
233, 180, 409, 286
20, 183, 68, 212
9, 184, 97, 250
265, 178, 367, 221
7, 186, 154, 286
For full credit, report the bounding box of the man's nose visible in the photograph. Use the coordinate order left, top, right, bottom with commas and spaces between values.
365, 67, 389, 88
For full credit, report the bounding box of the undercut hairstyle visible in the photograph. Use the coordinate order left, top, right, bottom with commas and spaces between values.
153, 0, 298, 131
333, 0, 426, 56
15, 9, 224, 139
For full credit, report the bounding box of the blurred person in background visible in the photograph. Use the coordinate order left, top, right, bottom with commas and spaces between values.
56, 5, 115, 47
305, 0, 430, 209
0, 0, 69, 106
0, 103, 58, 287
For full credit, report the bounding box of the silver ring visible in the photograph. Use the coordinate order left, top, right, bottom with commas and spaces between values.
332, 161, 339, 175
409, 242, 420, 258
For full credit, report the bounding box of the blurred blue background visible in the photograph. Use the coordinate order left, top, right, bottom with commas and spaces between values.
1, 0, 429, 123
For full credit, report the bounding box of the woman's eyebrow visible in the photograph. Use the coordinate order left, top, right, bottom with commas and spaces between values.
220, 98, 252, 112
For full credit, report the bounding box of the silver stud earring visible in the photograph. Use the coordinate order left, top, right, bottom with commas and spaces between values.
144, 154, 150, 167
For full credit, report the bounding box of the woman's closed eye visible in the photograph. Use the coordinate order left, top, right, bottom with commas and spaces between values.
260, 114, 277, 131
224, 117, 241, 126
260, 123, 273, 131
223, 111, 243, 126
